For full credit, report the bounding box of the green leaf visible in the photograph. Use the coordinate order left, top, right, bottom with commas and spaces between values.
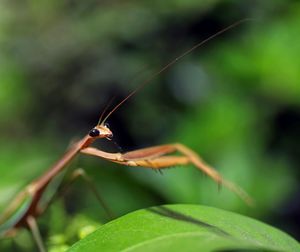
68, 204, 299, 252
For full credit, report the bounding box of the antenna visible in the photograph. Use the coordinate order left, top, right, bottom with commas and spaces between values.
97, 96, 116, 125
101, 18, 253, 124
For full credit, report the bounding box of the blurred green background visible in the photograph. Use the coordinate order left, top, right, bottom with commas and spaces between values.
1, 0, 299, 251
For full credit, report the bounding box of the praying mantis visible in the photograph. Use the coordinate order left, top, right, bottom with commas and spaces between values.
0, 19, 253, 252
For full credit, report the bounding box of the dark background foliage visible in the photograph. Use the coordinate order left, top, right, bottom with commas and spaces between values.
0, 0, 299, 251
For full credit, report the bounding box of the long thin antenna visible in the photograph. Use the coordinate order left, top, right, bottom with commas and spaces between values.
97, 96, 116, 125
101, 18, 253, 124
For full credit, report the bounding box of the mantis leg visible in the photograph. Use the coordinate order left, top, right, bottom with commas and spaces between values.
81, 143, 253, 205
67, 168, 114, 219
39, 168, 114, 220
21, 168, 112, 252
26, 216, 46, 252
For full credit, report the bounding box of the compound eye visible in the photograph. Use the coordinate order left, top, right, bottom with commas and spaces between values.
89, 128, 100, 137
